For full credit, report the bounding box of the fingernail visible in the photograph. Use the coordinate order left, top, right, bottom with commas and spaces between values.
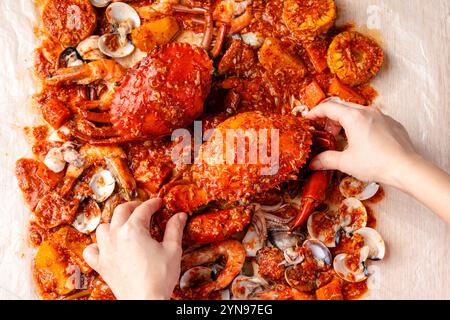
310, 159, 323, 170
178, 212, 187, 222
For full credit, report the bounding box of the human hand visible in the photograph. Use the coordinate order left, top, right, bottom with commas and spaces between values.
83, 198, 187, 300
306, 99, 418, 188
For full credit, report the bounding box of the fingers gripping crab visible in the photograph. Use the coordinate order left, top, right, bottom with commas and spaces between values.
157, 111, 336, 245
46, 43, 213, 144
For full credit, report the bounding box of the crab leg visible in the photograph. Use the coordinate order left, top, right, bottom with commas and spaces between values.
211, 23, 228, 58
290, 130, 336, 231
289, 170, 331, 231
172, 5, 213, 49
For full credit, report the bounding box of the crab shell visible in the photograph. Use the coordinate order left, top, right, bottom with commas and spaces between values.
192, 112, 314, 203
110, 43, 213, 139
192, 112, 312, 201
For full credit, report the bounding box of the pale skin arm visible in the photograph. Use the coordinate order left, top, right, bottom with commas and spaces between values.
307, 101, 450, 226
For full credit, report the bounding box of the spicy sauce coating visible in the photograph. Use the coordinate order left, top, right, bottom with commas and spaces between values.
42, 0, 97, 47
327, 31, 384, 86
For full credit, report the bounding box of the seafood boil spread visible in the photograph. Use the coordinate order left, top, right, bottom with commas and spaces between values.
15, 0, 386, 300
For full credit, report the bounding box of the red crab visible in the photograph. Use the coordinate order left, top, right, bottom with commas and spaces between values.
155, 111, 335, 244
46, 43, 213, 144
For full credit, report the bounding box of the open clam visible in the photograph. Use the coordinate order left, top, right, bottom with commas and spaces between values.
307, 211, 340, 248
77, 36, 106, 61
268, 229, 305, 252
282, 247, 305, 267
231, 275, 268, 299
180, 266, 230, 300
180, 266, 213, 290
72, 199, 102, 234
339, 176, 380, 201
90, 0, 111, 7
303, 239, 332, 266
354, 227, 385, 260
339, 198, 368, 233
89, 169, 116, 202
333, 247, 370, 283
99, 2, 141, 58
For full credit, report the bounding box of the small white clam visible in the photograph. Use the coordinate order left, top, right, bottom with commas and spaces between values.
106, 2, 141, 28
354, 227, 385, 260
99, 2, 141, 58
77, 36, 106, 61
48, 126, 71, 142
282, 247, 305, 266
90, 0, 111, 7
44, 147, 66, 173
339, 198, 368, 233
303, 239, 332, 265
307, 211, 340, 248
339, 176, 380, 201
72, 200, 102, 234
333, 248, 369, 283
267, 229, 304, 251
231, 276, 268, 300
180, 266, 212, 290
89, 170, 116, 202
99, 33, 136, 59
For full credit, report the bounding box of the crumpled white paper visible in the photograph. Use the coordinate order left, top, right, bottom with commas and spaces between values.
0, 0, 449, 300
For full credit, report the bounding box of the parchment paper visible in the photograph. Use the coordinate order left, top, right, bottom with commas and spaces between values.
0, 0, 449, 300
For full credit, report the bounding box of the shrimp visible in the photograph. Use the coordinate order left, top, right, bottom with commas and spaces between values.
173, 240, 246, 299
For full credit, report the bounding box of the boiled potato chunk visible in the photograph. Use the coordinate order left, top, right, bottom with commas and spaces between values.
33, 226, 92, 299
131, 17, 180, 52
258, 37, 307, 79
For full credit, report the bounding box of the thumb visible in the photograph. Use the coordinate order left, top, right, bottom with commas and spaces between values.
309, 150, 342, 171
83, 244, 100, 271
163, 212, 187, 251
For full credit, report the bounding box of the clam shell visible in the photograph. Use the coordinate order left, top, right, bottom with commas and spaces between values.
303, 239, 332, 265
106, 2, 141, 29
179, 266, 212, 290
268, 229, 304, 251
307, 211, 340, 248
77, 36, 106, 61
354, 227, 385, 260
89, 170, 116, 202
90, 0, 110, 8
98, 34, 136, 58
72, 200, 102, 234
339, 176, 380, 201
231, 276, 267, 299
339, 198, 368, 233
333, 253, 368, 283
282, 247, 305, 266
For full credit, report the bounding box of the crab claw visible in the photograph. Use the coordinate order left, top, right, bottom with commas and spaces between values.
290, 171, 331, 231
